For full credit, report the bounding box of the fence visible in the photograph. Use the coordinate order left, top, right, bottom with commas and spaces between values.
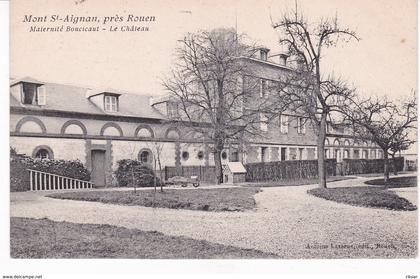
244, 159, 337, 182
165, 165, 216, 183
29, 169, 93, 191
337, 157, 405, 175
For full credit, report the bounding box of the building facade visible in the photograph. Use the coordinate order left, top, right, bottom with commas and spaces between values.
9, 49, 383, 186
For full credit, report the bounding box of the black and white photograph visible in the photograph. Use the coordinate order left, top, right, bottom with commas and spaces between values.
1, 0, 419, 277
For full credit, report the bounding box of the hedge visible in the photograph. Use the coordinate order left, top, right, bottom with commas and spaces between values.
115, 159, 161, 187
10, 147, 90, 192
338, 157, 404, 175
245, 159, 337, 182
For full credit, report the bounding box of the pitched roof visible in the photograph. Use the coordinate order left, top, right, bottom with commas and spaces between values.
226, 162, 247, 173
10, 76, 44, 86
9, 78, 167, 120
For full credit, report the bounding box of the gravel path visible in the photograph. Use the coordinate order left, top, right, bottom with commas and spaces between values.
10, 175, 417, 258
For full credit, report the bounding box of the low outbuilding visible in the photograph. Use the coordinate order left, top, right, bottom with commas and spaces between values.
222, 162, 247, 184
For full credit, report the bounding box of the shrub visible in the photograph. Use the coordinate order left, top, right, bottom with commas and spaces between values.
115, 159, 160, 187
308, 186, 417, 211
10, 147, 90, 192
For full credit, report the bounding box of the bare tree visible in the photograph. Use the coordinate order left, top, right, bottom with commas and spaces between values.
343, 93, 417, 183
271, 5, 359, 188
147, 141, 165, 192
163, 28, 271, 184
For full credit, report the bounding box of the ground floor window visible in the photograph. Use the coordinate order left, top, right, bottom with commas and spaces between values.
343, 149, 349, 159
182, 151, 189, 161
32, 145, 54, 160
138, 148, 153, 164
221, 151, 228, 160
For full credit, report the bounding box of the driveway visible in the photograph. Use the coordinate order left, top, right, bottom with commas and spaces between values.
10, 175, 417, 258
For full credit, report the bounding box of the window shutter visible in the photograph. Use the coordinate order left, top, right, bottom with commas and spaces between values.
37, 86, 46, 105
280, 114, 288, 134
302, 118, 306, 134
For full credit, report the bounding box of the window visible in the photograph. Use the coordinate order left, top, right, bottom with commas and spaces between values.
353, 149, 360, 159
261, 147, 267, 162
35, 148, 51, 159
260, 79, 267, 97
280, 147, 287, 161
182, 151, 189, 161
231, 151, 239, 162
325, 149, 330, 159
260, 49, 268, 61
344, 150, 349, 159
221, 151, 228, 160
21, 83, 46, 105
104, 95, 118, 112
280, 114, 289, 134
138, 149, 153, 164
167, 102, 179, 118
298, 148, 304, 160
197, 151, 204, 160
260, 114, 268, 132
297, 117, 306, 134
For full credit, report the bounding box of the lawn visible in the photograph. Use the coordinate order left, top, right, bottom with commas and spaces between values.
10, 217, 276, 258
365, 176, 417, 188
308, 186, 417, 211
47, 187, 260, 212
241, 176, 355, 187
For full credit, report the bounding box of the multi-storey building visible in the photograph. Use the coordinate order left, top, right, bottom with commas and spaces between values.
9, 48, 383, 186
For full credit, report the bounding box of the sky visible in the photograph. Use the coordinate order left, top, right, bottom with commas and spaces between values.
11, 0, 417, 100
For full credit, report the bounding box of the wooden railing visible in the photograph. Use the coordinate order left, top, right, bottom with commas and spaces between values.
28, 169, 93, 191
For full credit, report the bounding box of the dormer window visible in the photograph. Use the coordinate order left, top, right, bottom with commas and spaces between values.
258, 47, 270, 61
167, 101, 179, 118
104, 95, 118, 112
17, 82, 46, 106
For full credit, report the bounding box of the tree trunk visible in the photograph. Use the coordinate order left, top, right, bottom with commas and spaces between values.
214, 150, 223, 184
391, 153, 398, 175
317, 112, 328, 188
158, 159, 163, 192
383, 150, 390, 186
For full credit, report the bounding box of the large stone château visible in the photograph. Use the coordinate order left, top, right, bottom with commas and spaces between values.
9, 48, 383, 186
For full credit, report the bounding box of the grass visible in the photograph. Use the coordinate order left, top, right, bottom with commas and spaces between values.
10, 217, 276, 258
365, 176, 417, 188
47, 187, 260, 212
308, 186, 417, 211
355, 171, 414, 178
241, 176, 355, 188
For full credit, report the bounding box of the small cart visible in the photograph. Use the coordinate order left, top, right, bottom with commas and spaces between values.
167, 175, 200, 187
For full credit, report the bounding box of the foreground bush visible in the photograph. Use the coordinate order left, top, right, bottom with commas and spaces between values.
308, 186, 417, 211
365, 176, 417, 188
115, 159, 160, 187
10, 147, 90, 192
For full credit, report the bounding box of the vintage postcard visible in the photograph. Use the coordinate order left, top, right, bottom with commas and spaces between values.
5, 0, 419, 274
